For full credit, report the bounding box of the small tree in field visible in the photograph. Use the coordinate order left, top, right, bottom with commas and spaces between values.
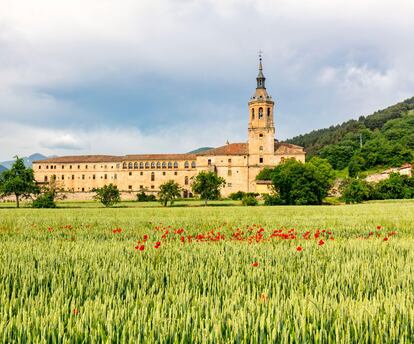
0, 157, 39, 208
94, 184, 120, 207
191, 171, 226, 205
158, 180, 181, 206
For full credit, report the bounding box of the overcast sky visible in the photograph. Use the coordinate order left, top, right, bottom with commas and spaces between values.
1, 0, 413, 160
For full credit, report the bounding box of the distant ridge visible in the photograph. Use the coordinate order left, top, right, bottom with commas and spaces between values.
1, 153, 51, 170
187, 147, 214, 154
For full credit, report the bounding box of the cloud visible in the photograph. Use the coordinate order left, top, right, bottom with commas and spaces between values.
0, 0, 414, 158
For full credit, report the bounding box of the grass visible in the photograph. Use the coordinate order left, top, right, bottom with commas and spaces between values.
1, 201, 413, 342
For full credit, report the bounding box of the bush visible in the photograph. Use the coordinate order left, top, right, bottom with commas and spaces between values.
137, 191, 157, 202
94, 184, 121, 207
374, 173, 414, 200
32, 192, 56, 208
263, 193, 285, 205
340, 178, 373, 204
241, 194, 258, 206
229, 191, 245, 200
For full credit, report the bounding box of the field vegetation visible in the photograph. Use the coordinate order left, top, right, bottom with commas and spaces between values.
1, 200, 413, 342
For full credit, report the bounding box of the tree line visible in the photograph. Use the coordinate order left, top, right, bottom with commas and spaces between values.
287, 97, 414, 176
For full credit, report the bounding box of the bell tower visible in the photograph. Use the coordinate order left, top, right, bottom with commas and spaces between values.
248, 55, 275, 166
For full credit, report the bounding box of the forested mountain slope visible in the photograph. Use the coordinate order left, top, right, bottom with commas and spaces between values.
286, 97, 414, 176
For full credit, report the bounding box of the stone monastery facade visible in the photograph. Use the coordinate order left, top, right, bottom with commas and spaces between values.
33, 59, 305, 198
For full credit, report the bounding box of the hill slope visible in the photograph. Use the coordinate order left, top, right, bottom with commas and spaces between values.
287, 97, 414, 175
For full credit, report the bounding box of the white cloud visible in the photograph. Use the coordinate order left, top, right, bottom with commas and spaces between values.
0, 0, 414, 157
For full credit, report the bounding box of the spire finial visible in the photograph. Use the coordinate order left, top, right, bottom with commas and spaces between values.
256, 50, 265, 89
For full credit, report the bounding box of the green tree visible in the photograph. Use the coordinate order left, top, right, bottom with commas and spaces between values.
191, 171, 226, 205
270, 158, 335, 205
93, 184, 120, 207
32, 178, 64, 208
340, 178, 373, 204
374, 173, 413, 200
0, 156, 39, 208
158, 180, 181, 207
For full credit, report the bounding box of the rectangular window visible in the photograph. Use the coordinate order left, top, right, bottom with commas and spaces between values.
82, 175, 85, 180
228, 183, 232, 187
259, 157, 263, 164
140, 172, 143, 176
228, 159, 232, 163
62, 175, 65, 180
208, 159, 211, 166
228, 169, 232, 176
93, 175, 96, 180
78, 165, 80, 169
128, 185, 132, 190
81, 188, 85, 192
62, 165, 64, 169
39, 166, 41, 169
174, 172, 178, 176
129, 172, 132, 176
163, 172, 166, 176
114, 174, 117, 180
151, 185, 155, 189
72, 175, 75, 180
85, 165, 88, 169
70, 165, 72, 169
140, 185, 143, 189
104, 174, 107, 180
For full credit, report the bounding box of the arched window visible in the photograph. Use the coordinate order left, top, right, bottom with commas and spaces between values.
145, 162, 150, 169
122, 162, 127, 169
267, 108, 271, 117
134, 162, 138, 169
184, 161, 189, 168
151, 162, 155, 169
258, 107, 263, 119
185, 176, 189, 185
44, 176, 48, 182
151, 172, 155, 181
162, 162, 167, 169
168, 162, 172, 169
174, 162, 178, 169
139, 162, 144, 169
252, 108, 255, 120
128, 162, 133, 169
191, 161, 196, 168
259, 146, 263, 151
156, 162, 161, 169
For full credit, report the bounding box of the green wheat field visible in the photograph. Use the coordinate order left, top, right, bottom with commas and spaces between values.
1, 200, 413, 343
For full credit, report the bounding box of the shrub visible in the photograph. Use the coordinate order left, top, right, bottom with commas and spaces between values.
32, 191, 56, 208
94, 184, 121, 207
340, 178, 373, 204
263, 193, 285, 205
241, 194, 258, 206
191, 171, 226, 205
137, 191, 157, 202
229, 191, 245, 200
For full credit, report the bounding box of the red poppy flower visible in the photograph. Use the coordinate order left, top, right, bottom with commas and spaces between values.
383, 237, 389, 241
251, 262, 259, 267
143, 235, 149, 242
377, 226, 381, 230
138, 245, 145, 251
73, 308, 79, 315
318, 240, 325, 246
296, 246, 303, 252
369, 231, 374, 236
154, 241, 161, 249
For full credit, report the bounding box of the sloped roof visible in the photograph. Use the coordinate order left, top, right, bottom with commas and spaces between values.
274, 142, 305, 155
34, 155, 123, 164
197, 143, 248, 156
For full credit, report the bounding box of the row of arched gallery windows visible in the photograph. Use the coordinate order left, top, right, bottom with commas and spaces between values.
251, 107, 271, 120
123, 161, 196, 170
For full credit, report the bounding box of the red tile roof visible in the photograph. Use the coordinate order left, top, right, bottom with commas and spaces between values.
197, 143, 248, 156
124, 154, 196, 161
34, 155, 123, 164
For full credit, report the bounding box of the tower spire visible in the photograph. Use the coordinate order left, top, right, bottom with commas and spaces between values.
256, 51, 266, 89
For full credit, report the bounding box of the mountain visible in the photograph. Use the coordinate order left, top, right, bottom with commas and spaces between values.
286, 97, 414, 175
1, 153, 50, 170
187, 147, 214, 154
0, 165, 7, 173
